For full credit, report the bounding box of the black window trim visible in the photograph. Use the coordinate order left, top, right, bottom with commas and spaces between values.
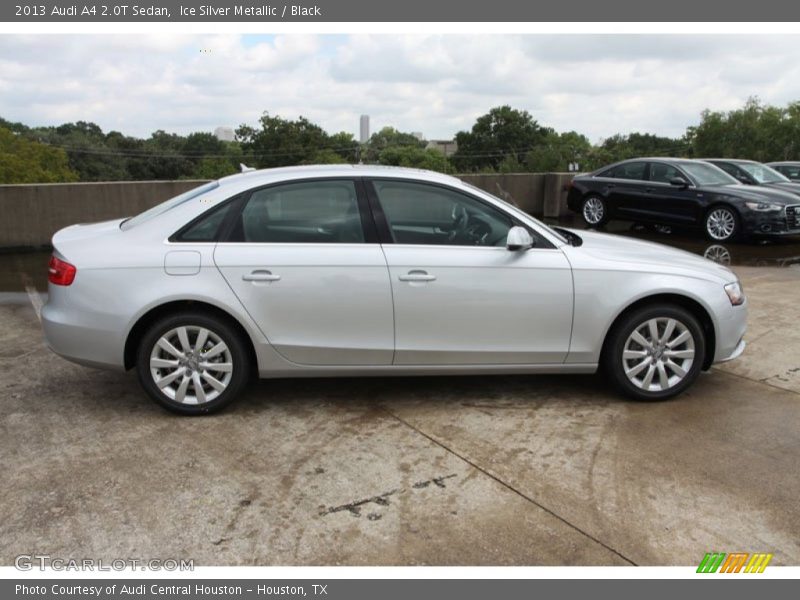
363, 177, 555, 249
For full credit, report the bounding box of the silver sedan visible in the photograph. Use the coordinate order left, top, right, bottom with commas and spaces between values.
42, 165, 747, 414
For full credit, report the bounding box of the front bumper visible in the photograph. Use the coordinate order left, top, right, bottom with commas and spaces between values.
716, 338, 746, 363
740, 204, 800, 236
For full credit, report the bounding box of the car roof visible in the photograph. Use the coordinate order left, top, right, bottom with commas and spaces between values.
701, 158, 758, 165
765, 161, 800, 166
216, 164, 462, 189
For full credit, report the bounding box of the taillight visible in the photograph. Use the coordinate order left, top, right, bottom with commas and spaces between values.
48, 255, 76, 286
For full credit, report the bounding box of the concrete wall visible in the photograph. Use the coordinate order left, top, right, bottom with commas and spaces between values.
0, 180, 209, 248
0, 173, 575, 248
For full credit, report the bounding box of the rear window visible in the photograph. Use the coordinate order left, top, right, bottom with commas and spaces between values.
120, 181, 219, 231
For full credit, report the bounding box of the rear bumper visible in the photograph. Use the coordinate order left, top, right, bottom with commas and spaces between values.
41, 301, 126, 371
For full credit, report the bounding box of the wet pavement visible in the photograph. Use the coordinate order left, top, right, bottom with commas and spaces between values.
1, 228, 800, 566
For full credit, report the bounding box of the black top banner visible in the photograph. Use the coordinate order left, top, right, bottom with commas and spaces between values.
2, 0, 799, 22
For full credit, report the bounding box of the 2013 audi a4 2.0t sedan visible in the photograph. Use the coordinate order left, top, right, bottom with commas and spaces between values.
42, 165, 747, 415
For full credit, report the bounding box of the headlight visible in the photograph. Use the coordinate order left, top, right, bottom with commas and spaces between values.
724, 281, 745, 306
744, 201, 782, 212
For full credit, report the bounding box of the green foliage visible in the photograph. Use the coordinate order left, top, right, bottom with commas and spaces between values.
687, 97, 800, 161
452, 106, 548, 172
0, 127, 78, 183
364, 127, 425, 162
237, 113, 356, 168
526, 130, 592, 172
377, 145, 453, 173
6, 98, 800, 184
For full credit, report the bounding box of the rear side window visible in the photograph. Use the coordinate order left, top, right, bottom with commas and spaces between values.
599, 162, 647, 180
173, 201, 234, 242
229, 180, 364, 244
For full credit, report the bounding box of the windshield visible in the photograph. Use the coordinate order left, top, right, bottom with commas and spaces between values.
679, 162, 739, 186
120, 181, 220, 230
738, 162, 790, 184
460, 181, 569, 245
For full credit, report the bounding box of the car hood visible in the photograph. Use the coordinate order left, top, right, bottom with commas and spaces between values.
702, 183, 799, 204
564, 228, 736, 284
762, 181, 800, 196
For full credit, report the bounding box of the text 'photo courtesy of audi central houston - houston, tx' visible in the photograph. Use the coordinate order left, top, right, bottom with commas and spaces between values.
43, 165, 747, 414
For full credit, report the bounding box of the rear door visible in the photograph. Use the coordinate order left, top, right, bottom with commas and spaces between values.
606, 161, 650, 218
214, 178, 394, 366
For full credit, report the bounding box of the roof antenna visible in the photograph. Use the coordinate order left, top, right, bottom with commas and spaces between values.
240, 163, 256, 173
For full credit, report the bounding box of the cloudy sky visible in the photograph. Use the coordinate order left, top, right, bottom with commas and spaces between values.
1, 34, 800, 142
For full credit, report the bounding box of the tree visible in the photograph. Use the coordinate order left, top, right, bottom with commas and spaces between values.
363, 126, 424, 162
526, 130, 592, 172
237, 113, 337, 168
687, 97, 800, 161
0, 126, 78, 183
452, 106, 548, 172
377, 146, 453, 173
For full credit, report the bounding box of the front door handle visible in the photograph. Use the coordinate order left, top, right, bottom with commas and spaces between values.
398, 270, 436, 282
242, 269, 281, 282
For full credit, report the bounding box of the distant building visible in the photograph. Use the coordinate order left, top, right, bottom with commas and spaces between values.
359, 115, 370, 144
426, 139, 458, 157
214, 126, 235, 142
411, 131, 424, 141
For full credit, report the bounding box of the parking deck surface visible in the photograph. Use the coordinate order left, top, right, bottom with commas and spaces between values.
1, 249, 799, 566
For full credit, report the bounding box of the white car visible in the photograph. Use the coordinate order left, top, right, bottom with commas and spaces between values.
42, 165, 747, 414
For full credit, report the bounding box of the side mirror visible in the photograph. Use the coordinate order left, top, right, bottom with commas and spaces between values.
669, 177, 689, 188
506, 226, 534, 251
736, 175, 752, 185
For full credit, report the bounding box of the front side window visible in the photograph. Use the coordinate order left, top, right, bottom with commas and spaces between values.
649, 163, 682, 184
678, 162, 738, 186
737, 162, 788, 184
372, 180, 512, 247
231, 180, 364, 244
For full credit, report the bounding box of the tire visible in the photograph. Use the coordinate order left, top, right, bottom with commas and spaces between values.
581, 195, 609, 227
704, 205, 740, 242
603, 304, 706, 401
136, 311, 250, 415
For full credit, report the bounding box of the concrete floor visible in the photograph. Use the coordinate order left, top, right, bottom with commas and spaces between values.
0, 261, 799, 566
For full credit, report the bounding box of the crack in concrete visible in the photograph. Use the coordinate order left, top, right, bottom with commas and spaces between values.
379, 404, 638, 566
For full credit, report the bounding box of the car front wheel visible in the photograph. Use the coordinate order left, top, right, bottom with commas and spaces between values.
604, 305, 706, 401
136, 311, 250, 415
704, 205, 739, 241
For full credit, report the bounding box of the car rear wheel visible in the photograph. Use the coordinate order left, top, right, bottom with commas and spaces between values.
581, 195, 608, 227
704, 205, 739, 242
604, 305, 705, 401
136, 312, 250, 415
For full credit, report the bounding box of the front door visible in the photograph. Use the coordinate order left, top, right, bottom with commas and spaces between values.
369, 179, 573, 365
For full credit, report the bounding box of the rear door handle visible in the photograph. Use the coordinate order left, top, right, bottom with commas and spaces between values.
398, 270, 436, 282
242, 269, 281, 282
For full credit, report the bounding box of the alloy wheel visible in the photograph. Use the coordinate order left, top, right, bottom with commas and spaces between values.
582, 197, 605, 225
706, 208, 736, 241
622, 317, 695, 392
149, 326, 233, 405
